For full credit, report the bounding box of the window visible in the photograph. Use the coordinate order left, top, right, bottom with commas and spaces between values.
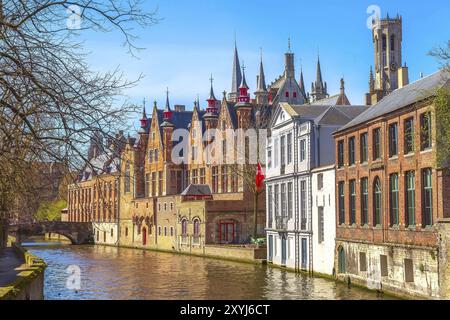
280, 135, 286, 166
389, 174, 399, 226
405, 171, 415, 227
212, 167, 218, 193
337, 140, 344, 167
192, 169, 198, 184
222, 140, 227, 163
404, 118, 414, 154
181, 219, 188, 235
300, 181, 307, 229
151, 172, 156, 196
390, 35, 395, 51
285, 91, 289, 98
349, 180, 356, 225
267, 149, 272, 168
231, 174, 238, 193
348, 137, 356, 165
287, 133, 292, 164
422, 168, 433, 228
268, 186, 273, 227
361, 178, 369, 225
359, 252, 367, 272
420, 112, 432, 150
360, 133, 368, 163
193, 219, 200, 236
164, 226, 167, 236
404, 259, 414, 283
318, 207, 324, 244
281, 184, 286, 217
373, 128, 381, 160
317, 173, 323, 190
373, 177, 382, 226
300, 139, 306, 162
221, 166, 228, 193
274, 138, 278, 167
111, 229, 114, 237
154, 149, 159, 162
149, 150, 153, 163
158, 171, 163, 195
124, 162, 131, 193
338, 182, 345, 225
145, 173, 150, 197
274, 185, 279, 217
200, 168, 205, 185
125, 227, 128, 237
287, 182, 293, 219
389, 123, 398, 157
338, 247, 346, 273
293, 92, 297, 98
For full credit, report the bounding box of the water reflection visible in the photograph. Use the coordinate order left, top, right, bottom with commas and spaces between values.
25, 243, 392, 300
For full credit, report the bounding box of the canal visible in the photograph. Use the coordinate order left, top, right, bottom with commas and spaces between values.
23, 241, 392, 300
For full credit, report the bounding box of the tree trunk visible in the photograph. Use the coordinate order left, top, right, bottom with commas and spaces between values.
253, 192, 259, 239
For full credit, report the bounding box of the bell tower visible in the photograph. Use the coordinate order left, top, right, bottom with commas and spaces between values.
366, 14, 409, 105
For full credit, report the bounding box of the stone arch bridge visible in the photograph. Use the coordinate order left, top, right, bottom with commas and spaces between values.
9, 221, 93, 245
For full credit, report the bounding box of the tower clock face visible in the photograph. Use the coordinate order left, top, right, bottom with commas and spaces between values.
390, 62, 398, 71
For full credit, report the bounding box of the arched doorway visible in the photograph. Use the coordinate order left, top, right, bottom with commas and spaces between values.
142, 227, 147, 246
338, 246, 346, 274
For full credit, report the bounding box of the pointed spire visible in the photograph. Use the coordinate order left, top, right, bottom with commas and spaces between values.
163, 87, 172, 121
208, 74, 216, 101
299, 64, 306, 97
231, 40, 242, 96
256, 49, 267, 92
239, 63, 249, 89
142, 98, 147, 119
316, 55, 323, 89
340, 78, 345, 95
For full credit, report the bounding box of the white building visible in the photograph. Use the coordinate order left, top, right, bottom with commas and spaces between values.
266, 101, 367, 272
311, 165, 336, 276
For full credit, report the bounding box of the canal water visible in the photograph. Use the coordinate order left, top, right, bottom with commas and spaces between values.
23, 241, 392, 300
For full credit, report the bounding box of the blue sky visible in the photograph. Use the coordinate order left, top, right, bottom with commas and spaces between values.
81, 0, 449, 127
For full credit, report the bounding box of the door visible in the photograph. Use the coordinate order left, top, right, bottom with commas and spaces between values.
218, 221, 236, 244
142, 227, 147, 246
301, 238, 307, 270
268, 235, 273, 262
281, 237, 287, 266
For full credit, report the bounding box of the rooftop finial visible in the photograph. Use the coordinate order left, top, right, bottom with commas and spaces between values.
288, 37, 291, 52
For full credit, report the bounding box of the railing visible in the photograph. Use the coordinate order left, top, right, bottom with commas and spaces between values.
275, 216, 289, 231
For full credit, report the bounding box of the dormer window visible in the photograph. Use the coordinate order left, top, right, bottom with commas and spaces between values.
285, 91, 289, 98
293, 92, 297, 98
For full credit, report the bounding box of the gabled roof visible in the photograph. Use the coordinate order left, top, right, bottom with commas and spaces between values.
338, 69, 449, 132
181, 184, 212, 196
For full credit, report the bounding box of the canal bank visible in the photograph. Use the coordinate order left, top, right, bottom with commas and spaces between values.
24, 242, 395, 300
0, 243, 46, 300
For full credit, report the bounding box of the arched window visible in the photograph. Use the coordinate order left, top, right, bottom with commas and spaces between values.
181, 219, 188, 236
390, 35, 395, 51
193, 219, 200, 236
338, 246, 346, 274
373, 177, 382, 226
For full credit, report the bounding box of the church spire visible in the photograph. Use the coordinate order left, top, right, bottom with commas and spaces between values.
163, 87, 172, 121
140, 98, 148, 130
315, 55, 324, 89
299, 65, 306, 98
255, 50, 269, 105
256, 50, 267, 92
230, 40, 242, 102
311, 55, 328, 102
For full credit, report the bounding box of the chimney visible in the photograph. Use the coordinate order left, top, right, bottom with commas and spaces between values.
398, 66, 409, 89
174, 105, 185, 112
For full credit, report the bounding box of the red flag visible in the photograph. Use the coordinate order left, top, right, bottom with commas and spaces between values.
255, 162, 265, 192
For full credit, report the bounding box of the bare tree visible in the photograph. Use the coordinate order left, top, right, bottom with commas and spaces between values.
228, 105, 271, 241
0, 0, 159, 233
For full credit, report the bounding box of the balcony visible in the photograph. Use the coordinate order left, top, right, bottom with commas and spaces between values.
275, 216, 289, 231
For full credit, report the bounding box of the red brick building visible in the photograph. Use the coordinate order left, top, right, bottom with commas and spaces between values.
333, 69, 449, 298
